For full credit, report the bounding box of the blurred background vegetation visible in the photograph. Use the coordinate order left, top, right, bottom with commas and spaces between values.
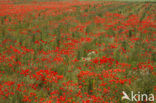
2, 0, 156, 2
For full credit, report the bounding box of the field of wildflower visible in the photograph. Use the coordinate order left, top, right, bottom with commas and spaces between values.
0, 0, 156, 103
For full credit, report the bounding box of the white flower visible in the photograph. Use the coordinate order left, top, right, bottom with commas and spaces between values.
87, 51, 96, 56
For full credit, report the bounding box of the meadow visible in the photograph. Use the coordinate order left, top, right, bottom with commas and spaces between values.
0, 0, 156, 103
